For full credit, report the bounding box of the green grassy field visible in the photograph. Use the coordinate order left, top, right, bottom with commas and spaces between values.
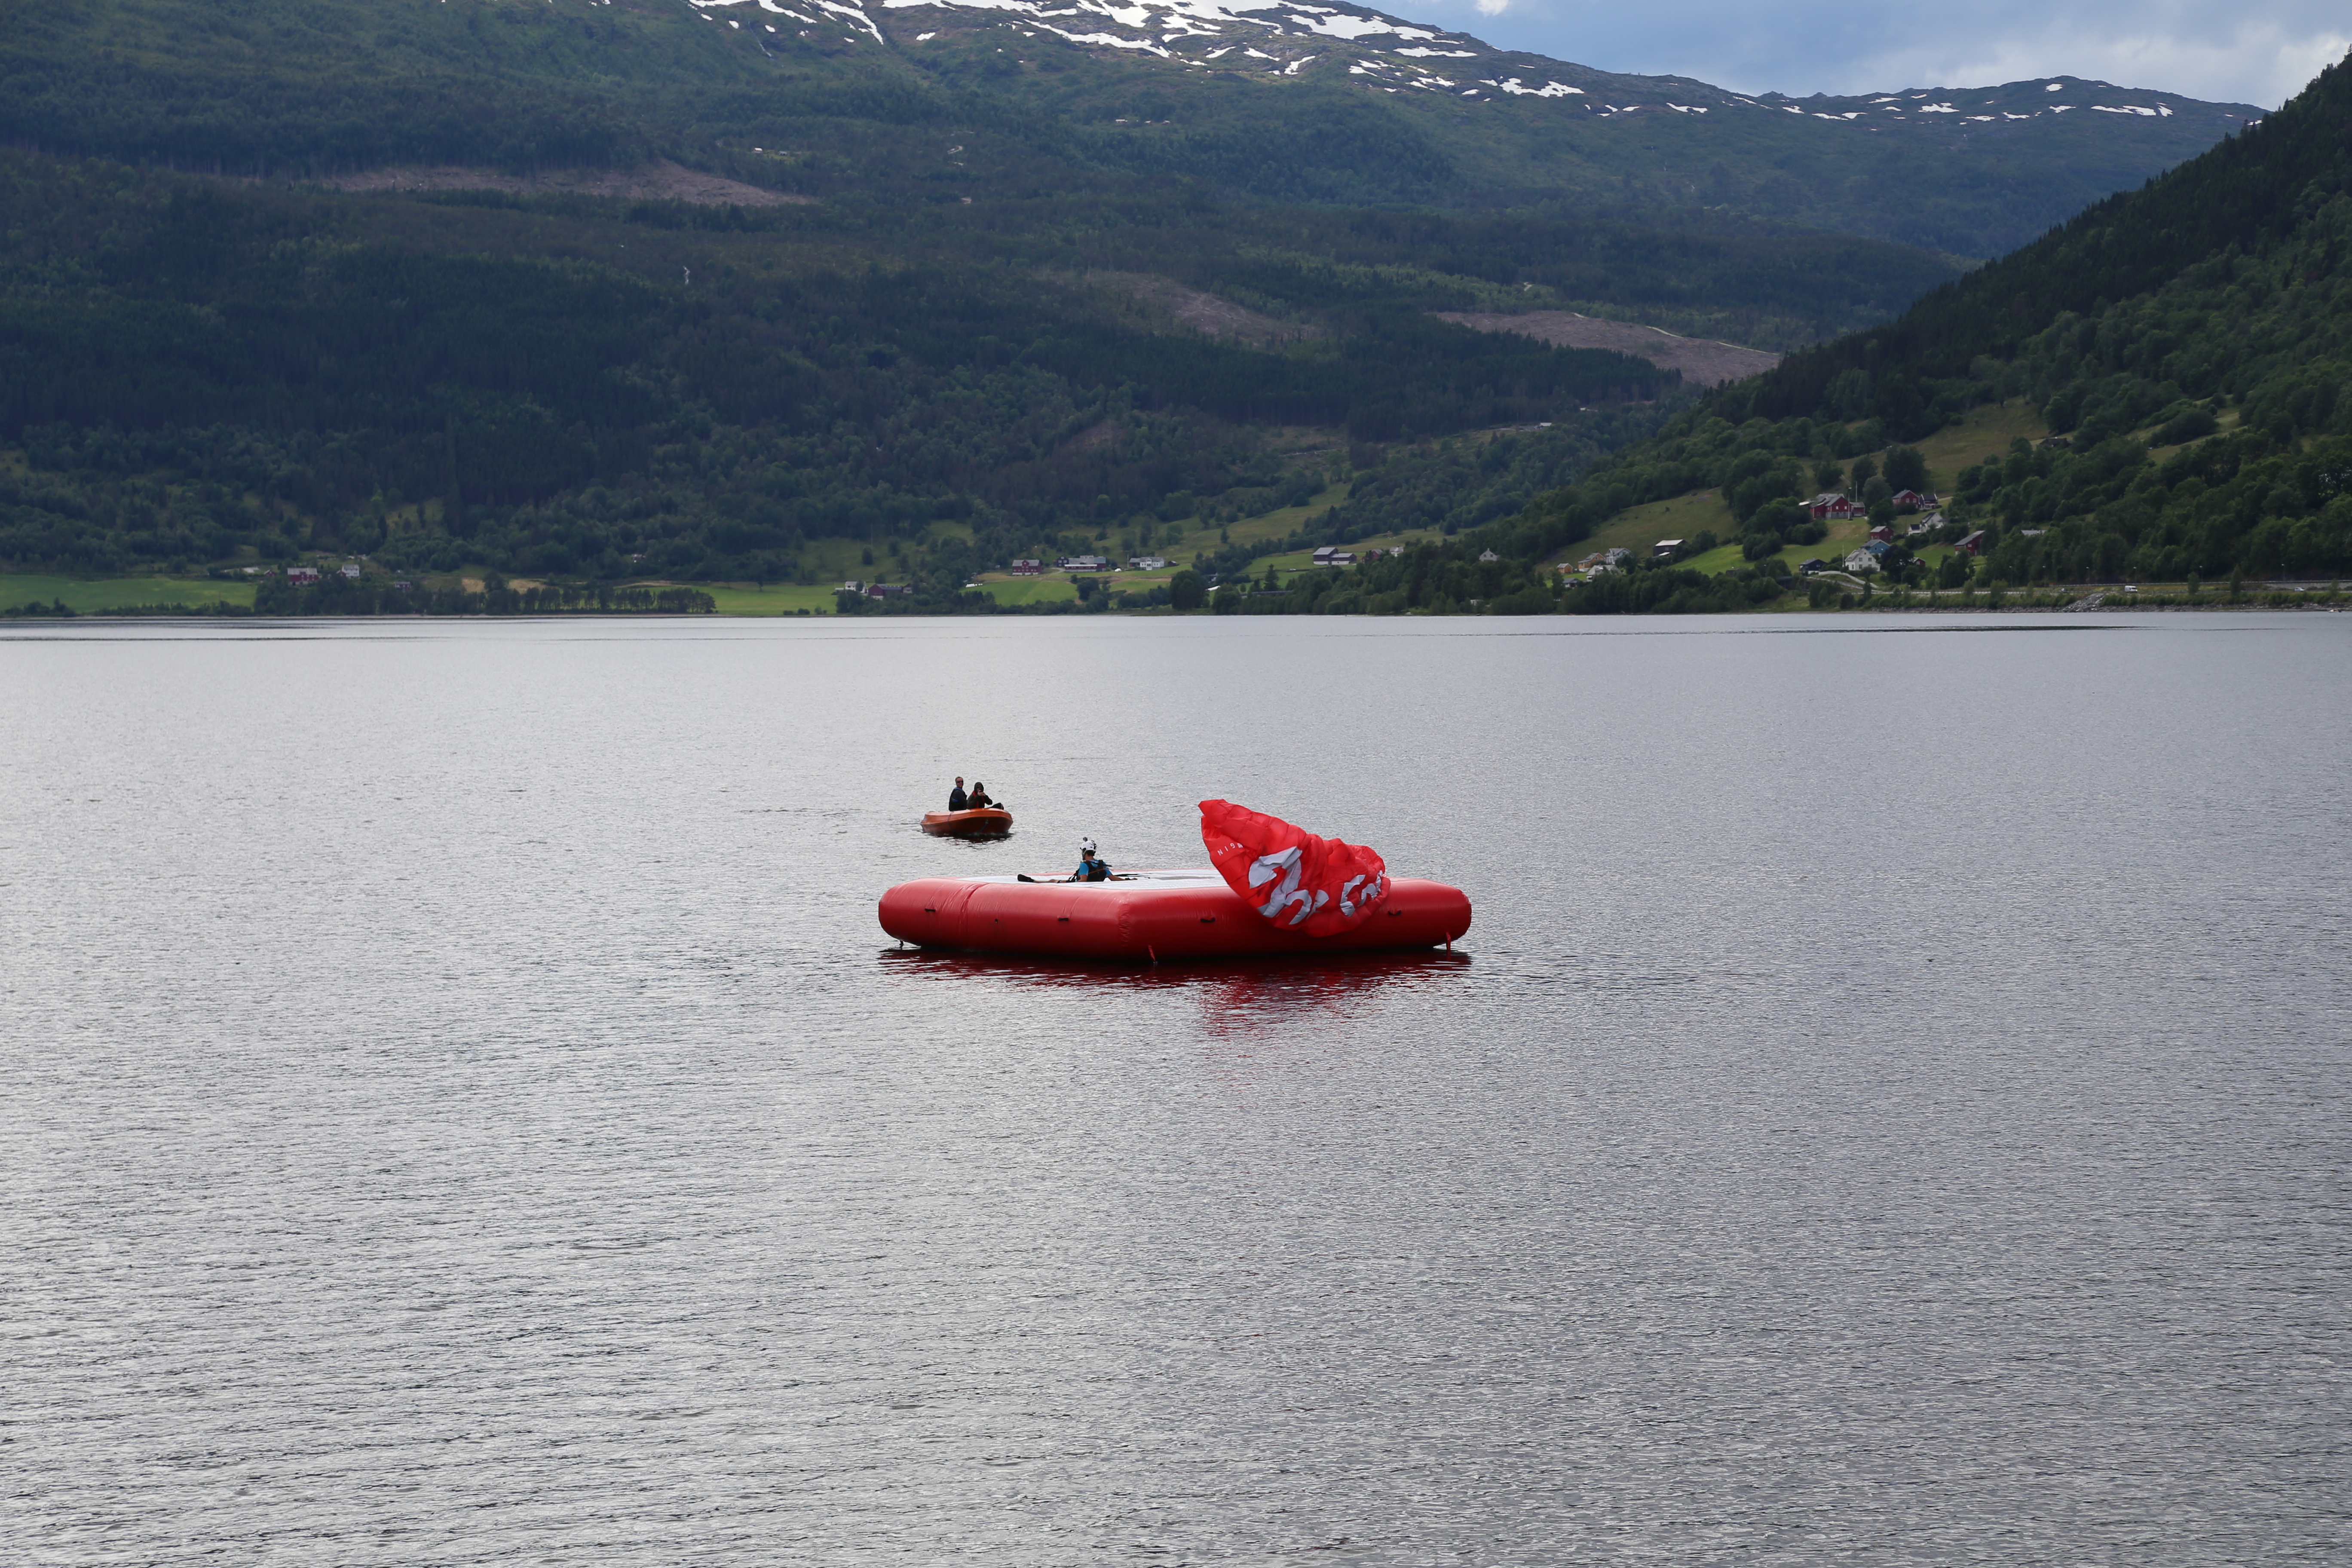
698, 582, 841, 615
766, 524, 983, 590
1211, 482, 1353, 550
1559, 490, 1740, 566
0, 573, 257, 612
970, 576, 1081, 606
1912, 399, 2049, 490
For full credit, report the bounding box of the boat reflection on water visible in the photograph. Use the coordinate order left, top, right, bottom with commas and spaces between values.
877, 945, 1470, 1035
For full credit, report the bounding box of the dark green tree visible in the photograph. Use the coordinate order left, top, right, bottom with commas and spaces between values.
1883, 445, 1929, 493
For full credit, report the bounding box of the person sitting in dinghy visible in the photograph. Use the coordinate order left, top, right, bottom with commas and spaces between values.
948, 776, 968, 812
1066, 837, 1112, 882
965, 781, 996, 811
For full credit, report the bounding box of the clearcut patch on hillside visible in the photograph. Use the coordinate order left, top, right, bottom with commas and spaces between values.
1436, 312, 1779, 386
319, 160, 810, 206
1090, 273, 1321, 347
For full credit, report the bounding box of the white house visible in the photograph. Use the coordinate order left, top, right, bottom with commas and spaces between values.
1843, 548, 1880, 575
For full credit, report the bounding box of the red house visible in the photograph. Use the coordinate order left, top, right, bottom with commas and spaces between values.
1956, 530, 1988, 555
1008, 559, 1043, 576
1807, 493, 1860, 521
1868, 523, 1894, 542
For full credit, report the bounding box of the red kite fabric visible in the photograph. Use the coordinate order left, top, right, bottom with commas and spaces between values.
1199, 799, 1389, 937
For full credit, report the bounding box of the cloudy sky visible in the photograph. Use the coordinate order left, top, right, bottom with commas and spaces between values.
1409, 0, 2347, 108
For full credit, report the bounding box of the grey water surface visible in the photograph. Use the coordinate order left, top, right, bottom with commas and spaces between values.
5, 612, 2349, 1567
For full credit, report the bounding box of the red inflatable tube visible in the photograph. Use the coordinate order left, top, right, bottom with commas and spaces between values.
878, 869, 1472, 962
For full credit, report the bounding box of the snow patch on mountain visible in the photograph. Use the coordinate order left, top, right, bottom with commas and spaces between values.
689, 0, 2249, 131
1283, 9, 1436, 41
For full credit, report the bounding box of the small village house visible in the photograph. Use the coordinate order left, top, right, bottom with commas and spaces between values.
1808, 493, 1861, 521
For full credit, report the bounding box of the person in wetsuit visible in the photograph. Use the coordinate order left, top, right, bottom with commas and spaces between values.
947, 776, 968, 812
965, 781, 995, 811
1066, 837, 1112, 882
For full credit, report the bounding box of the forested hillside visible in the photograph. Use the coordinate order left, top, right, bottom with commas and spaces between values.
0, 142, 1957, 582
1306, 54, 2352, 614
0, 0, 2304, 603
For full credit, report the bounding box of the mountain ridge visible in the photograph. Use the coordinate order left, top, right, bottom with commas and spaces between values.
3, 0, 2268, 258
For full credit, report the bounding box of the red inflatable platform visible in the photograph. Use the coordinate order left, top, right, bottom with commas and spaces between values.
877, 869, 1472, 962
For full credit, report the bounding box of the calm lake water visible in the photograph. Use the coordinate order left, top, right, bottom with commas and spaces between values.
6, 612, 2349, 1566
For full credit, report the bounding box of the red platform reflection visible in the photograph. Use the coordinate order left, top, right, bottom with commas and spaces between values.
876, 946, 1469, 1029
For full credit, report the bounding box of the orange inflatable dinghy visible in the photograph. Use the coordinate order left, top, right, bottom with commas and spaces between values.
921, 808, 1013, 837
878, 868, 1470, 961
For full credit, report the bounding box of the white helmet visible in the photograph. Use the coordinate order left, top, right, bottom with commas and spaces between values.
1080, 837, 1097, 854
